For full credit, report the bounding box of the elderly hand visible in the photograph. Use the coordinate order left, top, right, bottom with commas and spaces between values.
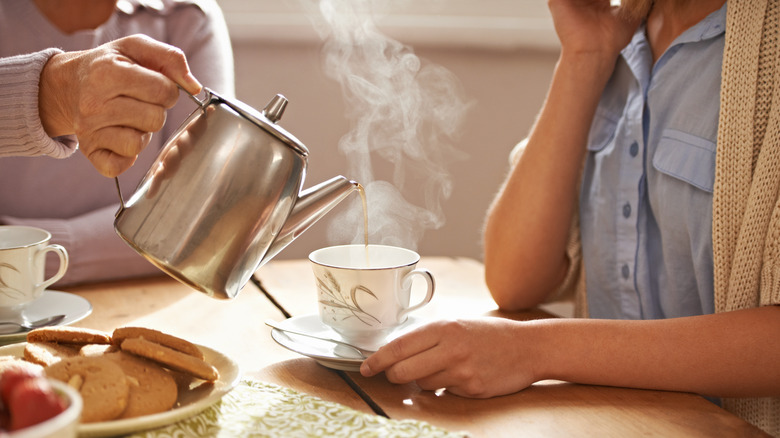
360, 317, 541, 398
38, 34, 202, 177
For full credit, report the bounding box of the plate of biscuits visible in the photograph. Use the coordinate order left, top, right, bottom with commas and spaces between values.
0, 326, 241, 437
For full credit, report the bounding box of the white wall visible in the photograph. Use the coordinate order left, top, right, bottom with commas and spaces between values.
220, 1, 560, 261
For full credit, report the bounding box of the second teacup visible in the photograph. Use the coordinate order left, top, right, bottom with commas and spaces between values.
309, 244, 435, 350
0, 226, 68, 322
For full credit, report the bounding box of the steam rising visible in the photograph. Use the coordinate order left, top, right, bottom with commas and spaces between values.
309, 0, 469, 250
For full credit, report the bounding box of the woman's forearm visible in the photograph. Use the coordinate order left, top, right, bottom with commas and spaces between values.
532, 306, 780, 397
483, 53, 615, 309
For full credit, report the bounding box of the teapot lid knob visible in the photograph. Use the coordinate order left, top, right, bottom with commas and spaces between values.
262, 94, 288, 123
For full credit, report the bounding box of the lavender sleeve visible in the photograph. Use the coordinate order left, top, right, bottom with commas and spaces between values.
0, 48, 78, 159
1, 205, 158, 284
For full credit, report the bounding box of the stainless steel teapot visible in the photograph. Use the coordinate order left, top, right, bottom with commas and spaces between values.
114, 89, 358, 299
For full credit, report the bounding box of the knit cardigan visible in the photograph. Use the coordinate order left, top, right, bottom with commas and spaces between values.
549, 0, 780, 434
712, 0, 780, 433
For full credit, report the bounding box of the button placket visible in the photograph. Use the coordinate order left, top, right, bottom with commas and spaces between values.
615, 116, 643, 318
620, 141, 639, 290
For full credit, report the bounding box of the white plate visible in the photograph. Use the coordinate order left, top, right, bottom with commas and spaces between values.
0, 290, 92, 345
270, 314, 425, 372
0, 343, 241, 437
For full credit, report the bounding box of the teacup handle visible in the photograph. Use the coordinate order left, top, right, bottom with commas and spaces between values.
398, 268, 435, 319
35, 244, 68, 291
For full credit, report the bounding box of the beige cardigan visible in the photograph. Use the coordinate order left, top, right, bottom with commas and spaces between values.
550, 0, 780, 434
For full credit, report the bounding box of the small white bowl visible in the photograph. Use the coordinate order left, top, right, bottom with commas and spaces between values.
7, 379, 82, 438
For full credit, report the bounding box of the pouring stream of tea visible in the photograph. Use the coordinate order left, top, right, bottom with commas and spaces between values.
357, 182, 370, 266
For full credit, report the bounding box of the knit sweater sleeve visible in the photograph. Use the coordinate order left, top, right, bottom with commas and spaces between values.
0, 48, 78, 159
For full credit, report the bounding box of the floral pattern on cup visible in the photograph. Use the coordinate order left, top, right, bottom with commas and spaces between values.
0, 263, 23, 299
316, 271, 381, 327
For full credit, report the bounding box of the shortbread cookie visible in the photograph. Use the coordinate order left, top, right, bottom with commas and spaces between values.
27, 326, 111, 345
79, 343, 120, 357
103, 351, 178, 419
45, 356, 129, 423
23, 342, 79, 366
120, 337, 218, 382
112, 327, 204, 360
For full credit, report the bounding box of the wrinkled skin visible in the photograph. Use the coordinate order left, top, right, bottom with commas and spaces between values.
38, 34, 202, 177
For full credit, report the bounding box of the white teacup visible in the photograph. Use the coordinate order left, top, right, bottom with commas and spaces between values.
310, 244, 434, 349
0, 226, 68, 321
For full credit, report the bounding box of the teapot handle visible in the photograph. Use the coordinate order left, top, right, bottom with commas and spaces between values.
115, 177, 126, 215
179, 85, 208, 110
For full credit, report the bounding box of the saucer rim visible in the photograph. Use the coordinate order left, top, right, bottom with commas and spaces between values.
0, 290, 91, 342
270, 313, 423, 369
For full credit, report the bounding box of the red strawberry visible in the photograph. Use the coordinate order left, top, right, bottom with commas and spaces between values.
7, 377, 66, 431
0, 365, 42, 407
0, 407, 9, 431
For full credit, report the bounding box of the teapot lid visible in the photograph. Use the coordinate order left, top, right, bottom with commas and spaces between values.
206, 89, 309, 157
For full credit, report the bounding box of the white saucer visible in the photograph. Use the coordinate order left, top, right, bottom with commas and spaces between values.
270, 314, 425, 372
0, 290, 92, 345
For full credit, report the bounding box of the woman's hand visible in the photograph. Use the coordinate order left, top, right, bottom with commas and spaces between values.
549, 0, 641, 63
38, 34, 202, 177
360, 317, 540, 398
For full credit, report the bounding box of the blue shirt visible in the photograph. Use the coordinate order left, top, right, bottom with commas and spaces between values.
580, 4, 726, 319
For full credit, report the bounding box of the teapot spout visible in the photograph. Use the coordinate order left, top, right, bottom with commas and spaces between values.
260, 176, 359, 265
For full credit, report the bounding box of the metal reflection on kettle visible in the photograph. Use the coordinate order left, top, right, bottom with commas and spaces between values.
114, 89, 358, 300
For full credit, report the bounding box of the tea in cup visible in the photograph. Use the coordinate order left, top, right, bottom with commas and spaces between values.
0, 226, 68, 321
309, 244, 434, 349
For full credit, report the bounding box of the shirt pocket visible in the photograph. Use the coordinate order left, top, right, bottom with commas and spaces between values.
586, 109, 620, 153
652, 129, 716, 193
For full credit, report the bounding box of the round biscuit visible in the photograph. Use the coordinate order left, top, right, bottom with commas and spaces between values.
120, 337, 218, 382
79, 343, 120, 357
23, 342, 79, 367
104, 351, 178, 419
27, 326, 111, 345
45, 356, 130, 423
112, 327, 204, 360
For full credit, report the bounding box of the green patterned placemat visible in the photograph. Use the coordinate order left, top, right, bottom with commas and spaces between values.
128, 379, 469, 438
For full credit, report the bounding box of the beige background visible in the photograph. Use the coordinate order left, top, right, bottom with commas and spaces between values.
221, 2, 560, 261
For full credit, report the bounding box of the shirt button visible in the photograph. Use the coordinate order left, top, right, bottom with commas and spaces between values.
621, 264, 630, 279
622, 202, 632, 218
629, 142, 639, 157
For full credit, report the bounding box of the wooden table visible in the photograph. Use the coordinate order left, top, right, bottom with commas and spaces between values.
62, 257, 769, 437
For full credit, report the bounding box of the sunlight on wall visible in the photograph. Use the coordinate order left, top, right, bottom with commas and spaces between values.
216, 0, 558, 51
